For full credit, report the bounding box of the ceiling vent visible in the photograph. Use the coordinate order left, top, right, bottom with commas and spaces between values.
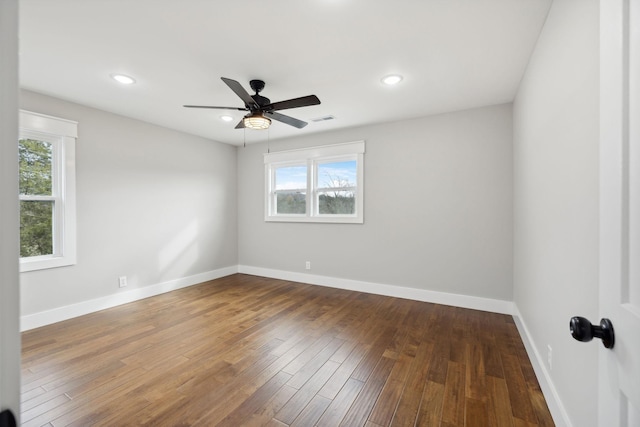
311, 115, 336, 122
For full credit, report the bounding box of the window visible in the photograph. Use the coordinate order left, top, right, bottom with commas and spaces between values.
265, 141, 364, 223
19, 110, 77, 272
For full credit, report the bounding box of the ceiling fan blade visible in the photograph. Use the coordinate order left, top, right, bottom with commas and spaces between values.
183, 105, 247, 111
221, 77, 259, 110
264, 95, 320, 112
235, 119, 245, 129
266, 111, 308, 129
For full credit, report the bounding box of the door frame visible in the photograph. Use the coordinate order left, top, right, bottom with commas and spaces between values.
0, 0, 21, 423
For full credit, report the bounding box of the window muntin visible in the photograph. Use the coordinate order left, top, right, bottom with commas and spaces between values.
19, 110, 77, 272
265, 141, 364, 223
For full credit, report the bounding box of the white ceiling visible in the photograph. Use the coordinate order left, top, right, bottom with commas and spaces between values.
19, 0, 552, 146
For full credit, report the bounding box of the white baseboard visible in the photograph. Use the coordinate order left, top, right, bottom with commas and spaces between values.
21, 265, 513, 331
237, 265, 515, 315
512, 306, 572, 427
20, 266, 238, 331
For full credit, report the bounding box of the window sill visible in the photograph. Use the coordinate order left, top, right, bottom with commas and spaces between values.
265, 215, 363, 224
20, 255, 76, 273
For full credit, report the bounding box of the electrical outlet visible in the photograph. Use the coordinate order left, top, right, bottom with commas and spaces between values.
305, 261, 311, 270
547, 345, 552, 371
118, 276, 128, 288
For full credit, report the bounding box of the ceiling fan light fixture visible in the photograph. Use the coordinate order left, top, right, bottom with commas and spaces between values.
244, 113, 271, 130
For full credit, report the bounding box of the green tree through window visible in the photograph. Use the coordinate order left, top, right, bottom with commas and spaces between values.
19, 139, 54, 257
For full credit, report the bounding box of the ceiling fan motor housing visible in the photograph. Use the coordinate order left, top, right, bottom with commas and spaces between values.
249, 80, 270, 108
249, 79, 266, 94
251, 94, 271, 108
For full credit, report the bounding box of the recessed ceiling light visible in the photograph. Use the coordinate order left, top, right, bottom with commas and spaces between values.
110, 74, 136, 85
381, 74, 403, 86
220, 115, 234, 122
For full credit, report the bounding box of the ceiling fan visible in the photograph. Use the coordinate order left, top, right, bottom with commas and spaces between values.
184, 77, 321, 130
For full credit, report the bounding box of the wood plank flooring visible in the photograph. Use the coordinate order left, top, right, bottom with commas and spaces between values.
21, 274, 554, 426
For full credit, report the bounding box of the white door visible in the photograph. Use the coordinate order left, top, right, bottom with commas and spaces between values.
599, 0, 640, 425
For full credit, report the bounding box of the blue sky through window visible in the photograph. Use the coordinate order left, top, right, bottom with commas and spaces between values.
275, 160, 357, 190
275, 165, 307, 190
318, 160, 357, 188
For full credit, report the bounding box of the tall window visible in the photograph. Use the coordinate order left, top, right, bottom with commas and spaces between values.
19, 110, 77, 272
264, 141, 364, 223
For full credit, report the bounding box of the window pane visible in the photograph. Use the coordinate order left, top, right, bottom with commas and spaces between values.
276, 191, 307, 214
318, 190, 356, 214
317, 160, 357, 189
317, 160, 357, 215
275, 165, 307, 191
20, 200, 54, 257
274, 165, 307, 214
19, 139, 53, 196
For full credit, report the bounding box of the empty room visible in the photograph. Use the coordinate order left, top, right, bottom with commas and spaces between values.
1, 0, 639, 426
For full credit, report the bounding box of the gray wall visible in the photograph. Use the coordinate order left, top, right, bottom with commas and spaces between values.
19, 90, 238, 316
513, 0, 599, 426
238, 104, 513, 301
0, 0, 20, 421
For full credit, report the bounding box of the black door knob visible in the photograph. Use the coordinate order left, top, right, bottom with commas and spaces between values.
0, 409, 17, 427
570, 316, 615, 349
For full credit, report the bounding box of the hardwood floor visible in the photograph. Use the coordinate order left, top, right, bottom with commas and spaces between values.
21, 274, 554, 426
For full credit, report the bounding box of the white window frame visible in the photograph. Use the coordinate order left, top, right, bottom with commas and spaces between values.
264, 141, 364, 223
19, 110, 77, 272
